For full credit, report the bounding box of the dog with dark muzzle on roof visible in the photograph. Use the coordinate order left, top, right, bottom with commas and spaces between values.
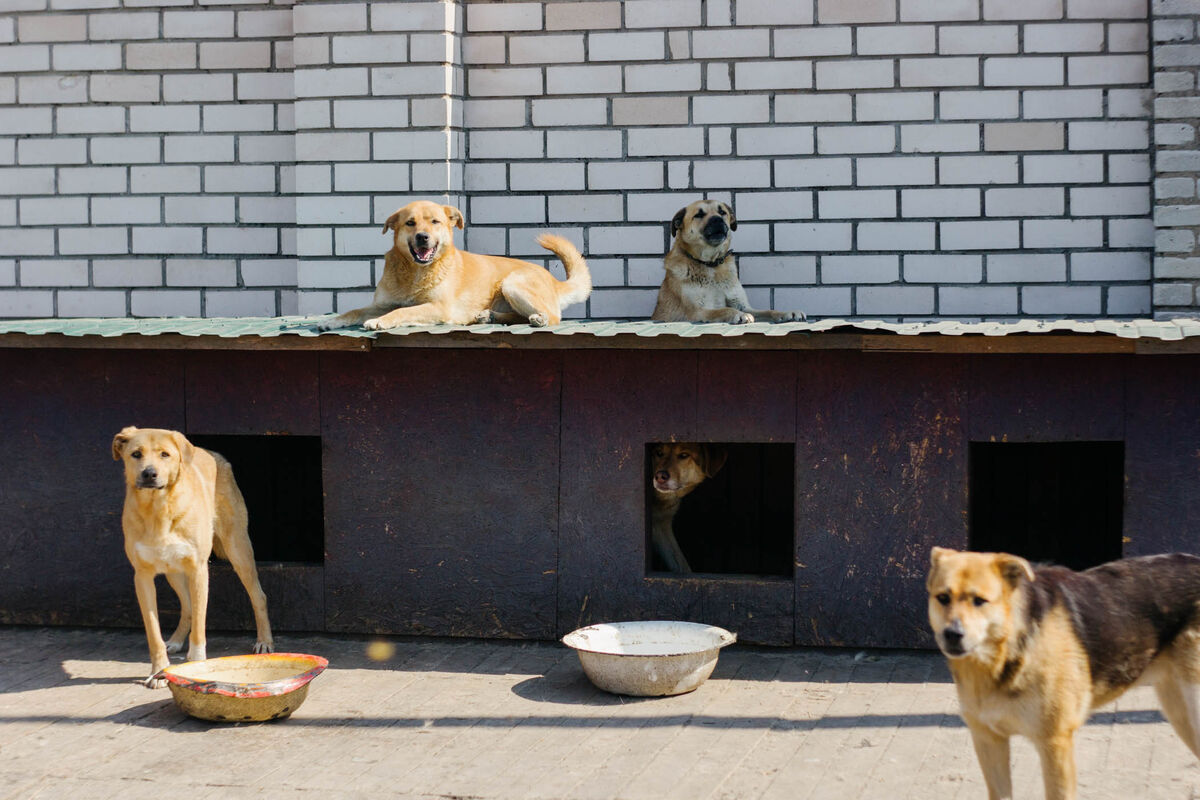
651, 199, 803, 324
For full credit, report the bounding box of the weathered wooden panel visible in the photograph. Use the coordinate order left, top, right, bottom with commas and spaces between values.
967, 355, 1125, 442
559, 350, 797, 645
185, 350, 320, 436
794, 352, 968, 649
1124, 355, 1200, 557
0, 349, 185, 626
320, 349, 561, 639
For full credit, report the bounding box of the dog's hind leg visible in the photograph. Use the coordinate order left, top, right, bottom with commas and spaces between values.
967, 723, 1013, 800
164, 571, 192, 655
223, 534, 274, 654
1154, 671, 1200, 759
499, 274, 560, 327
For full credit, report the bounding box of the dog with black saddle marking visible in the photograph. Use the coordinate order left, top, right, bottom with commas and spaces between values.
928, 547, 1200, 800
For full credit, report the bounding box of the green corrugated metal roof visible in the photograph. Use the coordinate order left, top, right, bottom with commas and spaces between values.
0, 316, 1198, 341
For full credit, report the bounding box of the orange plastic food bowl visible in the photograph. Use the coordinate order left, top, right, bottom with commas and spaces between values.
158, 653, 328, 722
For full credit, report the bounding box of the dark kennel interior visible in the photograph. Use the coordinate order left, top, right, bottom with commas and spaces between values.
968, 441, 1125, 571
188, 434, 325, 564
645, 442, 795, 578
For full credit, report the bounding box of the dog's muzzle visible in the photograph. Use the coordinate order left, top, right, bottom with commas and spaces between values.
136, 467, 165, 490
410, 233, 438, 265
702, 217, 729, 247
938, 622, 966, 657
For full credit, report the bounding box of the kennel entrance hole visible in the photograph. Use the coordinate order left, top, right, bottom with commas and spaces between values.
645, 442, 794, 578
968, 441, 1124, 571
187, 434, 324, 564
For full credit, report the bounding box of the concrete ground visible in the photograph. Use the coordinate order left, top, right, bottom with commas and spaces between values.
1, 626, 1198, 800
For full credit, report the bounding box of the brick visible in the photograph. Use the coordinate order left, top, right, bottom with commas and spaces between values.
857, 221, 936, 250
626, 63, 701, 93
59, 225, 128, 255
775, 158, 853, 187
857, 285, 935, 314
736, 255, 816, 285
857, 156, 936, 186
587, 225, 664, 255
731, 191, 813, 221
775, 286, 852, 315
816, 60, 894, 90
775, 94, 852, 123
0, 227, 55, 255
531, 98, 606, 127
547, 65, 621, 95
371, 2, 450, 32
984, 56, 1063, 86
1023, 153, 1103, 183
903, 188, 981, 217
1024, 218, 1103, 248
857, 92, 934, 121
241, 259, 296, 286
90, 74, 158, 102
984, 122, 1063, 151
1022, 88, 1103, 118
128, 289, 200, 317
818, 189, 897, 219
735, 0, 813, 24
1068, 121, 1148, 151
899, 57, 980, 87
166, 196, 236, 224
130, 105, 200, 133
586, 160, 663, 189
1155, 124, 1195, 148
822, 254, 899, 282
129, 166, 199, 194
694, 95, 769, 124
627, 127, 704, 156
204, 103, 276, 133
207, 226, 277, 255
1025, 23, 1104, 52
694, 159, 771, 188
548, 193, 623, 223
295, 67, 368, 98
374, 129, 452, 160
939, 220, 1021, 249
163, 10, 233, 38
296, 131, 368, 162
508, 33, 584, 65
905, 253, 983, 282
292, 36, 329, 66
508, 161, 584, 191
1108, 23, 1146, 54
18, 14, 86, 41
1067, 55, 1147, 85
733, 60, 812, 91
736, 126, 813, 155
858, 25, 936, 55
901, 0, 979, 20
239, 134, 293, 164
127, 42, 195, 70
91, 136, 159, 165
941, 90, 1019, 120
468, 130, 544, 160
983, 0, 1063, 20
614, 96, 691, 125
17, 138, 85, 165
1105, 285, 1149, 316
51, 42, 119, 70
466, 2, 541, 32
620, 0, 699, 27
939, 25, 1018, 54
939, 286, 1017, 314
60, 166, 125, 193
1022, 286, 1101, 315
163, 74, 234, 103
294, 4, 366, 34
240, 196, 293, 224
1067, 0, 1147, 18
1, 167, 55, 195
132, 226, 203, 255
88, 11, 158, 40
0, 107, 52, 135
372, 65, 452, 97
1073, 251, 1150, 281
90, 196, 160, 225
690, 28, 769, 58
775, 222, 853, 250
774, 27, 851, 57
165, 258, 237, 287
817, 125, 895, 154
19, 74, 87, 104
462, 99, 524, 130
200, 41, 271, 69
1158, 150, 1200, 173
1156, 176, 1196, 199
987, 253, 1065, 282
56, 106, 122, 134
546, 1, 620, 30
549, 130, 622, 158
985, 187, 1064, 216
237, 9, 291, 38
900, 123, 979, 153
818, 0, 896, 23
1070, 186, 1149, 216
20, 197, 87, 225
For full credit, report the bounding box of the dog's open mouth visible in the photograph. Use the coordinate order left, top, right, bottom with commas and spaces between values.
409, 242, 438, 264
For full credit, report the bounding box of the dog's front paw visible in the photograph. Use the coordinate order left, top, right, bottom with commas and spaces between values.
142, 672, 167, 689
362, 317, 391, 331
186, 644, 207, 663
777, 310, 806, 322
472, 310, 494, 324
317, 316, 350, 331
527, 313, 548, 327
165, 639, 186, 655
254, 639, 275, 654
728, 311, 754, 324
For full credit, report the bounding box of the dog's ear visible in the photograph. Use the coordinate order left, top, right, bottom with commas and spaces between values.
670, 207, 687, 238
443, 205, 465, 230
382, 209, 404, 234
996, 553, 1035, 588
170, 431, 195, 466
111, 426, 137, 461
700, 444, 728, 478
720, 202, 737, 231
929, 546, 955, 567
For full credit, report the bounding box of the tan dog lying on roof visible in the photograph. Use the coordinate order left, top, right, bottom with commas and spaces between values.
318, 200, 591, 330
652, 199, 803, 324
113, 426, 273, 688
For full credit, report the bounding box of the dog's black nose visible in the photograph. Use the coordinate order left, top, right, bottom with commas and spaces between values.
654, 470, 669, 483
140, 466, 157, 481
702, 216, 729, 245
414, 232, 430, 246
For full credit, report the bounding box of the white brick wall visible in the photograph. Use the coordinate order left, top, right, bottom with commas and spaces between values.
0, 0, 1161, 320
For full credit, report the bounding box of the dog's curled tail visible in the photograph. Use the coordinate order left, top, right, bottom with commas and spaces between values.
537, 233, 592, 310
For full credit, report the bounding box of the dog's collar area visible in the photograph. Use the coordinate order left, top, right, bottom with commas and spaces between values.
684, 250, 733, 268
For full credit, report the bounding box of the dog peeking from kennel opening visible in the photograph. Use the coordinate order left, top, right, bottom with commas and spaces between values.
645, 442, 795, 577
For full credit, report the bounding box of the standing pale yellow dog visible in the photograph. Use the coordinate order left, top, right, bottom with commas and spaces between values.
318, 200, 591, 330
113, 427, 273, 688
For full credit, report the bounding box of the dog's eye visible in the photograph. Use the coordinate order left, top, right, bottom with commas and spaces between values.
678, 452, 690, 460
936, 593, 950, 606
653, 448, 664, 457
972, 596, 988, 607
432, 219, 441, 225
405, 220, 415, 227
131, 450, 142, 459
718, 207, 728, 216
160, 451, 171, 459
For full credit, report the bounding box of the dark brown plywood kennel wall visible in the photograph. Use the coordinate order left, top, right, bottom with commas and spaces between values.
1, 320, 1199, 649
